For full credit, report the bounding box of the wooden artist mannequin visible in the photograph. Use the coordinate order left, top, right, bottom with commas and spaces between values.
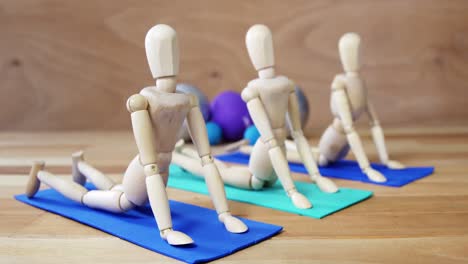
171, 26, 339, 210
25, 24, 247, 246
235, 24, 339, 209
317, 32, 405, 182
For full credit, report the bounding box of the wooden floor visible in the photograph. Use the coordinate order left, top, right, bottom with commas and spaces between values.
1, 129, 468, 263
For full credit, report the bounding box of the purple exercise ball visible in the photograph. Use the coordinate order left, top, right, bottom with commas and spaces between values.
210, 91, 252, 141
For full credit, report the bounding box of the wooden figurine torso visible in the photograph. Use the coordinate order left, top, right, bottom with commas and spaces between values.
331, 74, 368, 120
139, 87, 191, 154
247, 75, 292, 129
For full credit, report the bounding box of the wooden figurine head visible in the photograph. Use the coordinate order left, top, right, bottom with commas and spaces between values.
339, 32, 361, 73
245, 24, 275, 71
145, 24, 180, 79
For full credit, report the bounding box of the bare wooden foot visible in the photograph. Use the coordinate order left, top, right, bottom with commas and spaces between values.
26, 161, 45, 198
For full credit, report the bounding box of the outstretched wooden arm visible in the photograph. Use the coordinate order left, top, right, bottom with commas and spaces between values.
127, 95, 158, 168
185, 95, 230, 216
286, 86, 321, 179
286, 83, 338, 193
241, 88, 275, 143
126, 93, 172, 232
332, 76, 372, 171
241, 87, 297, 195
366, 100, 389, 164
366, 99, 405, 168
186, 95, 248, 233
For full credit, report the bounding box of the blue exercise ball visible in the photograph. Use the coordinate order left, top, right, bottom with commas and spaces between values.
210, 91, 252, 142
244, 125, 260, 145
206, 122, 223, 145
176, 83, 211, 141
295, 85, 310, 128
176, 83, 211, 121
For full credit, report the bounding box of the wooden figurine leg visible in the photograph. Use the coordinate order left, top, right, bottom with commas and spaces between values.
82, 189, 135, 213
72, 151, 86, 185
27, 161, 135, 213
171, 151, 204, 175
317, 119, 351, 166
72, 151, 116, 190
250, 139, 311, 209
26, 161, 88, 203
284, 140, 321, 163
319, 119, 386, 182
172, 151, 252, 189
71, 151, 135, 213
26, 161, 45, 198
173, 147, 248, 234
248, 139, 276, 190
220, 166, 257, 189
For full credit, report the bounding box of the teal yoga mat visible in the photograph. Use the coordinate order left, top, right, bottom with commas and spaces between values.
168, 165, 373, 219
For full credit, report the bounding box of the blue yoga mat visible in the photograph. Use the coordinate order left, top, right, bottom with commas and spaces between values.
15, 184, 282, 264
216, 152, 435, 187
168, 165, 373, 219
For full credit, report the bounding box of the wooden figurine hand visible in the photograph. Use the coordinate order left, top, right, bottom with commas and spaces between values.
287, 91, 338, 193
187, 101, 248, 233
363, 167, 386, 182
219, 212, 248, 233
289, 189, 312, 209
161, 230, 194, 246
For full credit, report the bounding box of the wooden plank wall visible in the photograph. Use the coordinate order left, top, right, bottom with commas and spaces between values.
1, 0, 467, 133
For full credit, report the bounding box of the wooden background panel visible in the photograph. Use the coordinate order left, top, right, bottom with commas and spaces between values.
1, 0, 468, 132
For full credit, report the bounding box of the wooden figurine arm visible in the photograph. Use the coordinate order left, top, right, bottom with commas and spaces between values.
366, 100, 389, 164
286, 87, 339, 193
127, 94, 175, 234
366, 99, 380, 127
286, 90, 321, 178
242, 87, 306, 201
332, 77, 372, 171
186, 95, 230, 216
126, 94, 159, 173
241, 87, 276, 145
186, 95, 212, 157
366, 100, 404, 168
333, 79, 354, 131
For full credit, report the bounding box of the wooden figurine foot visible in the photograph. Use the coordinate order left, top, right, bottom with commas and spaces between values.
72, 150, 86, 185
219, 212, 248, 233
26, 161, 45, 198
161, 229, 194, 246
318, 154, 329, 167
364, 168, 387, 182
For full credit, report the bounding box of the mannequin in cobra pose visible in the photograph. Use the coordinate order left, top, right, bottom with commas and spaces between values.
172, 25, 339, 210
235, 24, 339, 209
25, 24, 247, 246
317, 32, 405, 182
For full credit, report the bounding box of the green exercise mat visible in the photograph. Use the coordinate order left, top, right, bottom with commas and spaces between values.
168, 165, 373, 219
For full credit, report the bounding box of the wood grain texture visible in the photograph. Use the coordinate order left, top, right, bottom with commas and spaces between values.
1, 129, 468, 263
1, 0, 468, 132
